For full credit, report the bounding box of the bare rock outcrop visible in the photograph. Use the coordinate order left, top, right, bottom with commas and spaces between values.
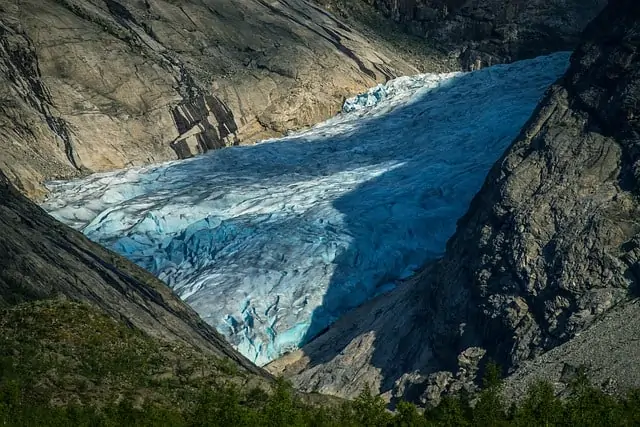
1, 0, 443, 198
269, 0, 640, 404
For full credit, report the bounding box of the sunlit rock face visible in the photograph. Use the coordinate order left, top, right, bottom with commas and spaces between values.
0, 0, 426, 199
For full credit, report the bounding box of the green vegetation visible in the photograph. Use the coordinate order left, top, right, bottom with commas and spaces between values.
1, 300, 640, 426
421, 362, 640, 427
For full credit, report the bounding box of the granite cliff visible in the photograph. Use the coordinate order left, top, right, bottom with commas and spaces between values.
268, 0, 640, 404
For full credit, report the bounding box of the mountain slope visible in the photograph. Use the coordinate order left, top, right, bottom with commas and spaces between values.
0, 169, 265, 377
0, 0, 452, 199
0, 299, 268, 410
502, 297, 640, 401
269, 0, 640, 403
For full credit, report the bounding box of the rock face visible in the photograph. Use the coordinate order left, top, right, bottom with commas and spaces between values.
0, 0, 440, 199
0, 169, 266, 377
429, 0, 640, 371
269, 0, 640, 403
361, 0, 607, 69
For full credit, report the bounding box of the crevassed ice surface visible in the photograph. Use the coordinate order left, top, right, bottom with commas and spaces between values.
42, 52, 571, 366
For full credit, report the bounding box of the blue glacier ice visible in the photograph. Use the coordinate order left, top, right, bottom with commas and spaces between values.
42, 52, 571, 366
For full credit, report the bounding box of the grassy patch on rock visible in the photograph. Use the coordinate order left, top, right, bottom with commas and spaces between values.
0, 300, 265, 410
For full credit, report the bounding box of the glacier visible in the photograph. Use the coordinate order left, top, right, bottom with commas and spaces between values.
42, 52, 571, 366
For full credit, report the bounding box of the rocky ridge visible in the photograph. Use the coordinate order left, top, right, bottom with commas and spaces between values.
268, 0, 640, 405
501, 297, 640, 402
1, 0, 447, 199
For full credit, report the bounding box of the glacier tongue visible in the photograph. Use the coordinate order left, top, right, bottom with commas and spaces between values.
42, 52, 571, 366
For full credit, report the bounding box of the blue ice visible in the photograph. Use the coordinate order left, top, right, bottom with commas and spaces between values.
43, 52, 571, 365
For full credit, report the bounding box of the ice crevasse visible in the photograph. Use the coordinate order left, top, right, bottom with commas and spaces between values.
43, 52, 571, 366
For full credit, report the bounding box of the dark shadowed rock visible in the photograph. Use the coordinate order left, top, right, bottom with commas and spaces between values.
270, 0, 640, 404
343, 0, 606, 69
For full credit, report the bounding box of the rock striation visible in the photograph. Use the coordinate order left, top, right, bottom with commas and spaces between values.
0, 0, 439, 199
269, 0, 640, 404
